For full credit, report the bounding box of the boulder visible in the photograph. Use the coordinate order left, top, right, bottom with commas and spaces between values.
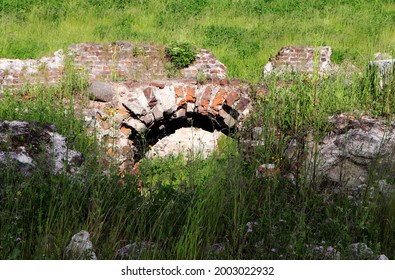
65, 230, 97, 260
88, 81, 114, 102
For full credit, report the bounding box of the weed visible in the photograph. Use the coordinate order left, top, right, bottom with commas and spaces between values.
165, 42, 197, 69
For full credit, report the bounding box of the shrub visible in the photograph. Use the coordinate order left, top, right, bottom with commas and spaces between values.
165, 42, 197, 69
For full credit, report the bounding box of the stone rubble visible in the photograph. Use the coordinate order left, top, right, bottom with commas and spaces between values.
0, 120, 83, 177
285, 114, 395, 190
116, 241, 158, 259
65, 230, 97, 260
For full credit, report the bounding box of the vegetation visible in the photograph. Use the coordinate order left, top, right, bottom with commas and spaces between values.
165, 42, 197, 69
1, 0, 395, 82
0, 0, 395, 260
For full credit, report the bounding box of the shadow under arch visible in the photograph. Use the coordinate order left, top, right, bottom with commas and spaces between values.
129, 112, 237, 162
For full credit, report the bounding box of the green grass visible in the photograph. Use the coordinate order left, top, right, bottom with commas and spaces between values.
1, 0, 395, 82
0, 64, 394, 259
0, 0, 395, 260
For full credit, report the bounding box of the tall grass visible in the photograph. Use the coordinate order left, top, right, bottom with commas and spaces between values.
1, 0, 395, 82
0, 63, 394, 259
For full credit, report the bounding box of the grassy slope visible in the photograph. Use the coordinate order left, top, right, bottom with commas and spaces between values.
1, 0, 395, 82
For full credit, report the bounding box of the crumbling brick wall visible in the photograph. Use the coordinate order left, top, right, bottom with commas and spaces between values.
263, 46, 332, 76
0, 41, 227, 92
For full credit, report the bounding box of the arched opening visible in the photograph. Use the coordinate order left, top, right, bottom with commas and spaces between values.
129, 113, 236, 161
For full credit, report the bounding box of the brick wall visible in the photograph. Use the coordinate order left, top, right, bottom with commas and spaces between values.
0, 41, 227, 92
263, 46, 332, 76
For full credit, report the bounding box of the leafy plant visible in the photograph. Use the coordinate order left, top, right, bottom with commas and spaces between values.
165, 42, 197, 69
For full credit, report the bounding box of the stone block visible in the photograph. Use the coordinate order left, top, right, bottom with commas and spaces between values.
153, 88, 177, 115
123, 117, 147, 133
122, 94, 149, 116
88, 81, 115, 102
219, 109, 236, 127
152, 105, 164, 121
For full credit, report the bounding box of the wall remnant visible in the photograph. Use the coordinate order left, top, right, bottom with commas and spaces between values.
263, 46, 332, 77
0, 41, 227, 92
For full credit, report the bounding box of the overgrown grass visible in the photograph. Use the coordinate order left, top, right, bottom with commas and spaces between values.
1, 0, 395, 82
0, 60, 394, 259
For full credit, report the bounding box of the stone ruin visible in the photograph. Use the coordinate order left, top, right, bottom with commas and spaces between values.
263, 46, 332, 76
1, 42, 394, 193
0, 41, 253, 173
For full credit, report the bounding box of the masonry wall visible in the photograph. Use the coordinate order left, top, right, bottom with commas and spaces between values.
263, 46, 332, 76
0, 41, 227, 92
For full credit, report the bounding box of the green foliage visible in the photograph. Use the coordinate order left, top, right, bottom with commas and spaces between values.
165, 42, 197, 69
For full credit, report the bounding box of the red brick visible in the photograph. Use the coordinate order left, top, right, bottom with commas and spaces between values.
230, 79, 240, 87
120, 125, 132, 136
235, 97, 250, 112
212, 88, 227, 107
224, 91, 240, 106
178, 99, 187, 108
219, 79, 228, 86
174, 86, 184, 98
200, 86, 212, 109
186, 86, 196, 103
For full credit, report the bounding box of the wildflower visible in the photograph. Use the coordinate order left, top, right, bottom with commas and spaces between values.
16, 191, 22, 197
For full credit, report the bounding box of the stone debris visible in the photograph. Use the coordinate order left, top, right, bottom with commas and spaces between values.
348, 243, 375, 260
0, 120, 83, 177
285, 114, 395, 189
65, 230, 97, 260
88, 81, 115, 102
377, 254, 389, 260
306, 244, 341, 260
369, 53, 394, 90
116, 241, 157, 259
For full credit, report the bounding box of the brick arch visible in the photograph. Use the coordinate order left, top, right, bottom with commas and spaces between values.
88, 79, 252, 162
